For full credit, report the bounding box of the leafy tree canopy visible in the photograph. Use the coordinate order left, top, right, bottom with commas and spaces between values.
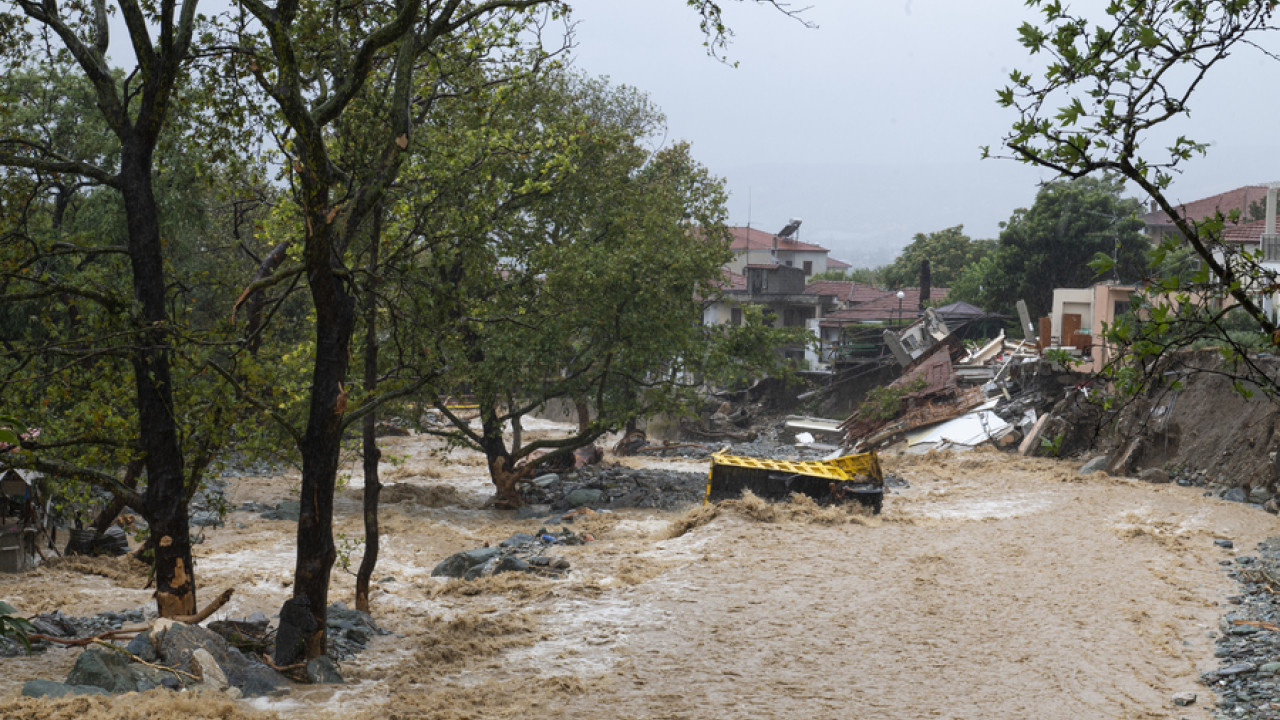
881, 225, 995, 290
950, 176, 1148, 318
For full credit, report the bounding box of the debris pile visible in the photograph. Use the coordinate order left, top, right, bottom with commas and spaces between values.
839, 321, 1054, 454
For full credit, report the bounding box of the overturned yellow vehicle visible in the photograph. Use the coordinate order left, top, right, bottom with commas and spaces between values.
705, 451, 884, 514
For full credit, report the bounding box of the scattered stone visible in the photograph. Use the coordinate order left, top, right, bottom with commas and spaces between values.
564, 487, 604, 507
22, 680, 110, 698
431, 547, 500, 578
1219, 662, 1256, 676
1138, 467, 1170, 484
500, 533, 536, 548
1224, 487, 1250, 504
1250, 487, 1273, 505
1216, 539, 1235, 549
305, 656, 344, 685
1266, 498, 1280, 515
190, 510, 224, 527
1079, 456, 1110, 475
1172, 691, 1196, 706
1261, 662, 1280, 674
263, 500, 301, 522
531, 474, 558, 488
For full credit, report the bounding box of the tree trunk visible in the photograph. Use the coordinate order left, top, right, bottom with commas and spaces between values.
121, 144, 196, 617
293, 175, 357, 657
574, 398, 590, 434
91, 460, 143, 534
480, 412, 524, 508
355, 210, 381, 614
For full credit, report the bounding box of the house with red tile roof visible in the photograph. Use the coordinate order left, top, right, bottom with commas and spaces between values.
1141, 185, 1269, 241
726, 226, 834, 277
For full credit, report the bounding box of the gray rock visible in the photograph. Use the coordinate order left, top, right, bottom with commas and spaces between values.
264, 500, 301, 522
190, 510, 224, 527
1249, 487, 1273, 505
565, 488, 604, 507
1172, 691, 1197, 706
1224, 487, 1250, 504
493, 556, 531, 574
273, 595, 317, 667
126, 631, 158, 662
500, 533, 536, 548
1220, 662, 1256, 676
1261, 662, 1280, 674
156, 620, 287, 697
1138, 467, 1170, 484
191, 648, 229, 690
1215, 539, 1235, 549
431, 547, 500, 578
305, 656, 344, 684
22, 680, 110, 698
66, 646, 138, 693
531, 474, 559, 488
1078, 456, 1110, 475
463, 556, 499, 580
1265, 497, 1280, 515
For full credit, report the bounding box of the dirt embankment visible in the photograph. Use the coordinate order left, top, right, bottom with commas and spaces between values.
1059, 350, 1280, 491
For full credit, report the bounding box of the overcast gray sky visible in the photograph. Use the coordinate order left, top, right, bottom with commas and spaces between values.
563, 0, 1280, 268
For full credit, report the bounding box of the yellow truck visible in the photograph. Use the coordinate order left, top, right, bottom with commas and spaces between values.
705, 451, 884, 513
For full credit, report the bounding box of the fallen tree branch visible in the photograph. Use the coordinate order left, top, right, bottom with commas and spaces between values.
1231, 619, 1280, 633
27, 626, 147, 647
172, 587, 235, 625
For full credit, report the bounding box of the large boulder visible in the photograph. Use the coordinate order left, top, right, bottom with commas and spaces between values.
65, 647, 137, 693
22, 680, 110, 698
154, 620, 287, 697
431, 547, 500, 578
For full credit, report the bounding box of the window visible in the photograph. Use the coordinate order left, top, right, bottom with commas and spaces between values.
803, 260, 812, 276
731, 307, 743, 326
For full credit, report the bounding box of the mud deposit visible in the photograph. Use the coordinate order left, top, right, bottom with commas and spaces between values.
2, 429, 1277, 720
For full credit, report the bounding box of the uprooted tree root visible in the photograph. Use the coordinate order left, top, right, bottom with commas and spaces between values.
665, 491, 877, 538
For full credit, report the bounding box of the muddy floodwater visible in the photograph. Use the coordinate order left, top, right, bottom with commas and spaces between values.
1, 423, 1277, 720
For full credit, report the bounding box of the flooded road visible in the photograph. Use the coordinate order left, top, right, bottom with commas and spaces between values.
1, 432, 1276, 720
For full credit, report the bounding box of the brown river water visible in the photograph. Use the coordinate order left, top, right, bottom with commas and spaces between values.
0, 425, 1276, 720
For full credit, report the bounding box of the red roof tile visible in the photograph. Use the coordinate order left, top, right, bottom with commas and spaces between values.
716, 269, 747, 291
1220, 217, 1280, 244
826, 256, 852, 270
728, 226, 829, 253
1143, 186, 1270, 227
823, 287, 950, 322
804, 280, 854, 299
